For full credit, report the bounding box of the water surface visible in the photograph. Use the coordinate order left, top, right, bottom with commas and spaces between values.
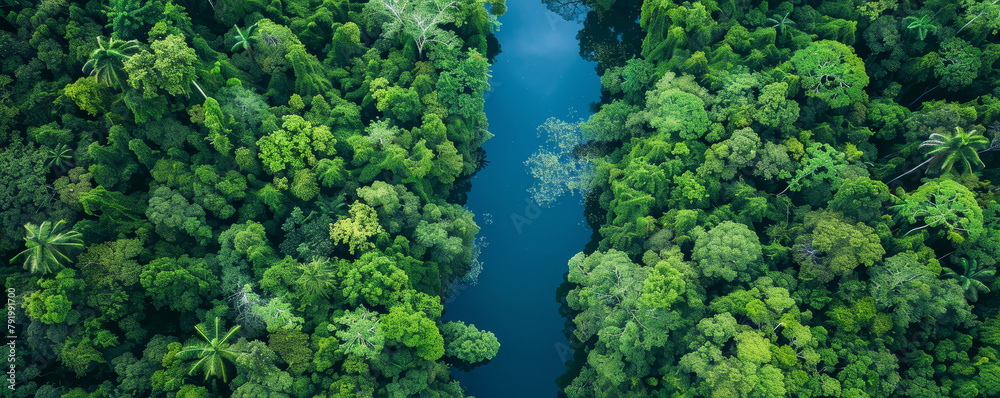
443, 1, 600, 396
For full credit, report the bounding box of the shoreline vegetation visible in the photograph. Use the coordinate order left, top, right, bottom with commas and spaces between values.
546, 0, 1000, 397
6, 0, 1000, 397
1, 0, 501, 396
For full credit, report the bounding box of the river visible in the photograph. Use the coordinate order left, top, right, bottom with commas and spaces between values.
442, 1, 601, 396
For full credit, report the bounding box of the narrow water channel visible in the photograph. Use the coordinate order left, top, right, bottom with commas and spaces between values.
442, 1, 601, 396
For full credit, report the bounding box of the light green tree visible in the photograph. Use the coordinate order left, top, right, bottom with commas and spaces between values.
11, 220, 84, 275
296, 258, 336, 301
920, 126, 990, 175
692, 221, 763, 283
331, 306, 384, 360
178, 317, 243, 383
786, 40, 869, 109
903, 14, 937, 40
381, 304, 445, 360
892, 179, 984, 243
440, 321, 499, 363
368, 0, 459, 58
123, 34, 198, 98
645, 88, 709, 140
329, 201, 384, 255
24, 268, 83, 324
256, 115, 336, 175
793, 211, 884, 283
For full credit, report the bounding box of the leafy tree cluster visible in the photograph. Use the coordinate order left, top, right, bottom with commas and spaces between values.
556, 0, 1000, 397
0, 0, 503, 396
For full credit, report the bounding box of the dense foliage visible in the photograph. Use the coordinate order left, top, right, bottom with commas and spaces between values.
554, 0, 1000, 397
0, 0, 501, 396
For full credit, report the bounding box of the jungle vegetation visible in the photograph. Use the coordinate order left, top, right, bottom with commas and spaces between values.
0, 0, 501, 396
540, 0, 1000, 397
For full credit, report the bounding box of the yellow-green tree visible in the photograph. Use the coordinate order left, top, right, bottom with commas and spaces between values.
329, 201, 384, 255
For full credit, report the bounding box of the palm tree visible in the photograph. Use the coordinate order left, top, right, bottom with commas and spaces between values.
44, 144, 73, 172
920, 126, 990, 175
10, 220, 85, 275
82, 36, 140, 90
943, 257, 995, 302
903, 15, 938, 41
297, 258, 336, 300
231, 24, 258, 64
767, 12, 796, 35
178, 317, 243, 383
888, 126, 991, 183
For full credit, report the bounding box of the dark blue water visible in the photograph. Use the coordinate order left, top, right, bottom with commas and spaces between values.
442, 1, 600, 396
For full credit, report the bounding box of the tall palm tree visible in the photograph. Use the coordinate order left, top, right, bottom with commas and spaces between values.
82, 36, 140, 90
943, 257, 995, 302
178, 317, 243, 383
10, 220, 85, 275
231, 24, 258, 64
920, 126, 990, 175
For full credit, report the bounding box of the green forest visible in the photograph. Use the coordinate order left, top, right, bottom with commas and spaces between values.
0, 0, 501, 396
5, 0, 1000, 397
552, 0, 1000, 397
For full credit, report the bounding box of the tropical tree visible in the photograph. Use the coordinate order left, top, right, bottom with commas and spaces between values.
332, 306, 384, 360
231, 23, 257, 64
890, 126, 992, 183
11, 220, 84, 275
297, 258, 336, 300
957, 0, 1000, 34
943, 257, 995, 302
44, 144, 73, 172
329, 201, 384, 255
82, 36, 140, 90
920, 126, 990, 175
178, 317, 243, 383
786, 40, 869, 109
123, 34, 198, 98
767, 12, 796, 34
692, 221, 764, 283
368, 0, 458, 59
903, 14, 938, 40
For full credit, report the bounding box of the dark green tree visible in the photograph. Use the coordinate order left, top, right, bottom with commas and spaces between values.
942, 257, 995, 302
44, 144, 73, 172
82, 36, 140, 90
767, 12, 796, 34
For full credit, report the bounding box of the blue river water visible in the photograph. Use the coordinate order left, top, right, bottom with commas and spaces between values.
442, 1, 601, 396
